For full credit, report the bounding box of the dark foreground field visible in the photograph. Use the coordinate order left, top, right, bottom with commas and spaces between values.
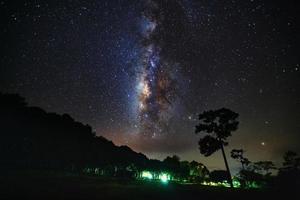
0, 171, 289, 200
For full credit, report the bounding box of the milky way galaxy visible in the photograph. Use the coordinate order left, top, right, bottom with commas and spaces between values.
136, 0, 180, 139
1, 0, 299, 170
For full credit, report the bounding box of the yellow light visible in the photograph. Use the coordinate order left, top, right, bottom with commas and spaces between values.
142, 82, 151, 97
141, 171, 153, 179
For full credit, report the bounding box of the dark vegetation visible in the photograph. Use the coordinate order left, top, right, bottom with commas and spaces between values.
195, 108, 300, 190
0, 92, 208, 181
0, 92, 147, 172
0, 170, 275, 200
1, 92, 299, 199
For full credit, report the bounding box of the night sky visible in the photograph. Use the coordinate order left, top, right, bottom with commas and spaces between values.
1, 0, 299, 171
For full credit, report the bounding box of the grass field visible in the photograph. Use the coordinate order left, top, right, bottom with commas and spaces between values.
0, 170, 286, 199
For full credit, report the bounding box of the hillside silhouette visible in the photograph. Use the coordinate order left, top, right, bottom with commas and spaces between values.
0, 92, 210, 181
0, 92, 149, 172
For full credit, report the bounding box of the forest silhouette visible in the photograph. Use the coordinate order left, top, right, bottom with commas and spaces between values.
0, 92, 208, 181
0, 92, 299, 192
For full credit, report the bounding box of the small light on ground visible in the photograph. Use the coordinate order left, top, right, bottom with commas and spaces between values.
158, 173, 171, 183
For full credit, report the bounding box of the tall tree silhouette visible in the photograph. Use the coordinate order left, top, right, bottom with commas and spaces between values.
195, 108, 239, 187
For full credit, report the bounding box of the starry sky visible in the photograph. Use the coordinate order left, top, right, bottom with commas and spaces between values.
1, 0, 299, 172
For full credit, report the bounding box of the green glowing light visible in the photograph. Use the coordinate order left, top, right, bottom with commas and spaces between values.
248, 181, 261, 189
141, 171, 153, 179
159, 173, 170, 183
160, 174, 168, 183
233, 179, 241, 188
221, 181, 231, 188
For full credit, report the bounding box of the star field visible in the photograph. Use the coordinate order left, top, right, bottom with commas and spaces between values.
0, 0, 299, 170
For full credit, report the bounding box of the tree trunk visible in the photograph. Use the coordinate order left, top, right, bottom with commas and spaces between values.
220, 143, 233, 188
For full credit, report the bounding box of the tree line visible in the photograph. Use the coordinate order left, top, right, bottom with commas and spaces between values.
1, 92, 299, 188
0, 92, 208, 182
195, 108, 300, 189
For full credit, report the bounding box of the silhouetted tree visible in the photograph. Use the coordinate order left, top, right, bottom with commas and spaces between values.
253, 161, 276, 176
282, 151, 300, 170
209, 170, 228, 183
163, 155, 181, 178
195, 108, 239, 187
189, 160, 209, 182
238, 168, 264, 188
177, 161, 190, 180
277, 151, 300, 188
235, 160, 276, 188
231, 149, 250, 169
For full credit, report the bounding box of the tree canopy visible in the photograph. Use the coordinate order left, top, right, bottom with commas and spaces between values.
195, 108, 239, 156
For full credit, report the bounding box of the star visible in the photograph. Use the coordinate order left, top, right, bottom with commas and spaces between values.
0, 0, 299, 171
